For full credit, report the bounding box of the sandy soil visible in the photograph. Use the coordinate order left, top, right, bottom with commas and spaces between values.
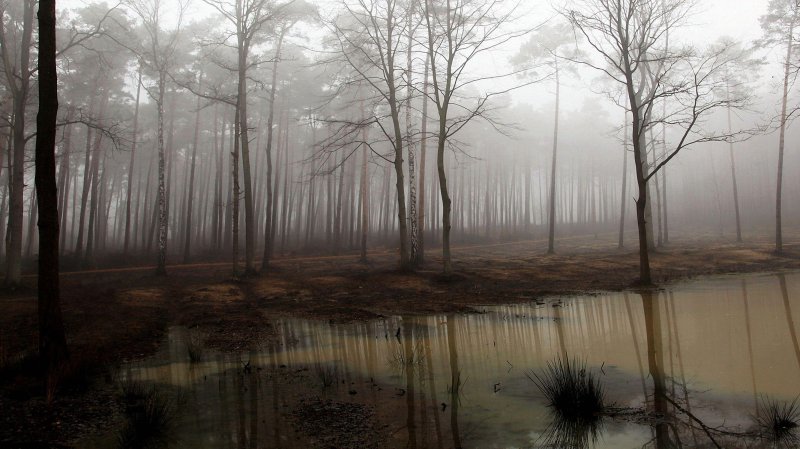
2, 231, 800, 446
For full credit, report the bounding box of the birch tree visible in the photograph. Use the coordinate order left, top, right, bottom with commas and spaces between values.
128, 0, 187, 275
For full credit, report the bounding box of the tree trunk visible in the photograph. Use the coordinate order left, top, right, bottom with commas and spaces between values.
261, 31, 285, 273
360, 103, 370, 262
35, 0, 68, 398
547, 61, 560, 254
155, 72, 168, 275
183, 79, 202, 264
4, 0, 34, 286
437, 120, 452, 273
776, 20, 794, 253
406, 9, 419, 267
238, 40, 256, 274
232, 101, 241, 276
417, 56, 429, 265
629, 94, 652, 284
725, 88, 742, 243
57, 108, 73, 255
123, 69, 142, 255
619, 111, 628, 248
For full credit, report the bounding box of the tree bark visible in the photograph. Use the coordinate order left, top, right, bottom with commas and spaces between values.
155, 71, 168, 275
417, 56, 429, 265
237, 38, 256, 274
35, 0, 69, 398
619, 111, 628, 248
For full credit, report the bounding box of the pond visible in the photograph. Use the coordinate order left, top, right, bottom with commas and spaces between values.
89, 272, 800, 448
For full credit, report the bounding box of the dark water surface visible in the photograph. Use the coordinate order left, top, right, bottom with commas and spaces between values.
89, 272, 800, 448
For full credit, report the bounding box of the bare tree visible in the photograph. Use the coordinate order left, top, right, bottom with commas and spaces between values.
421, 0, 526, 273
327, 0, 414, 269
567, 0, 752, 284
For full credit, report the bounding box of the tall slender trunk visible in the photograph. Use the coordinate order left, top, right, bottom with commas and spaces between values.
660, 102, 669, 244
123, 69, 142, 255
25, 190, 36, 257
627, 69, 652, 284
261, 31, 285, 273
4, 0, 34, 286
75, 96, 102, 259
238, 38, 255, 274
232, 101, 241, 276
360, 103, 370, 262
547, 61, 560, 254
726, 86, 742, 243
155, 71, 168, 275
385, 13, 410, 269
417, 56, 429, 265
183, 77, 202, 263
57, 108, 74, 255
619, 111, 628, 248
406, 8, 419, 266
436, 118, 451, 273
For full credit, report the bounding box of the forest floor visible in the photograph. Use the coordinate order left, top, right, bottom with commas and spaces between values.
3, 229, 800, 446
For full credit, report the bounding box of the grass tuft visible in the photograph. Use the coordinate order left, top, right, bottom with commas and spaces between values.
117, 386, 175, 449
527, 357, 606, 419
314, 363, 339, 390
528, 357, 606, 448
185, 333, 205, 364
755, 396, 800, 447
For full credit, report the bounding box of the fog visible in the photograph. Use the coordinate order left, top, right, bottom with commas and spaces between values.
2, 0, 799, 280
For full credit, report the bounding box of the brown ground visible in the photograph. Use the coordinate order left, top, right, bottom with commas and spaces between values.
2, 230, 800, 446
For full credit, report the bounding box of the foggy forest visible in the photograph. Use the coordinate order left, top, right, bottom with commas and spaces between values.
4, 0, 800, 448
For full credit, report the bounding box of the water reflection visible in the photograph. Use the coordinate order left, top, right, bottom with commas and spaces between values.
92, 272, 800, 449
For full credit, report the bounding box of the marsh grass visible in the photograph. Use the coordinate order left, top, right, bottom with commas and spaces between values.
313, 363, 339, 390
528, 357, 606, 448
754, 396, 800, 448
117, 385, 175, 449
388, 342, 425, 373
527, 357, 606, 419
185, 333, 205, 363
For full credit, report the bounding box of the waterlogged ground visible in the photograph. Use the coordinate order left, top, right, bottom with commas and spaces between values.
87, 272, 800, 448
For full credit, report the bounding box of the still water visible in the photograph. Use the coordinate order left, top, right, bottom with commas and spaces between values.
100, 272, 800, 448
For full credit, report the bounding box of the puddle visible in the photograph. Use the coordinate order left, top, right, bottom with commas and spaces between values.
86, 272, 800, 448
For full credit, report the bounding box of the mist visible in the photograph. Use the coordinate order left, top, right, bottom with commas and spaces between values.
4, 0, 800, 448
